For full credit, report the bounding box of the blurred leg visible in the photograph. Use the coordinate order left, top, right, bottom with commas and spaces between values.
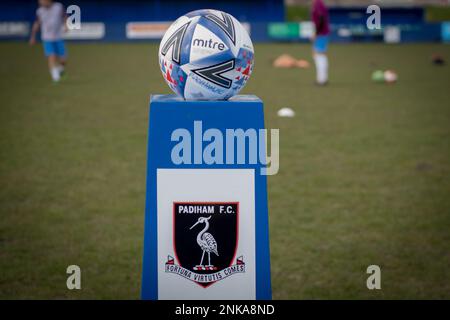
56, 41, 67, 76
313, 36, 329, 85
314, 52, 328, 85
48, 54, 60, 82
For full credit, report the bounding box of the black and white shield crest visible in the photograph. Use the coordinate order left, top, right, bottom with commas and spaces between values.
172, 202, 239, 287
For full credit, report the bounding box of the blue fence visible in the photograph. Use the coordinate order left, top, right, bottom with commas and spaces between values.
0, 1, 447, 43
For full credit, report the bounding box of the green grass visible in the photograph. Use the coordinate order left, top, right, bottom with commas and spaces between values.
1, 42, 450, 299
286, 5, 310, 22
426, 6, 450, 22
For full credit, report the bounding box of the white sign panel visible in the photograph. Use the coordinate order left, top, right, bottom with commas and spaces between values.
63, 22, 105, 40
384, 26, 401, 43
157, 168, 256, 300
0, 22, 29, 37
300, 21, 315, 39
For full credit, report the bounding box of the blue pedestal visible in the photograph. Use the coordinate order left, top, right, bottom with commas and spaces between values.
141, 94, 271, 300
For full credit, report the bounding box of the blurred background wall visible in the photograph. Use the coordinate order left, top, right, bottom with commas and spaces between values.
0, 0, 449, 42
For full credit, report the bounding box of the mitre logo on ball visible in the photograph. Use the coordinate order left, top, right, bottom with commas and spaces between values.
158, 9, 254, 100
165, 202, 245, 288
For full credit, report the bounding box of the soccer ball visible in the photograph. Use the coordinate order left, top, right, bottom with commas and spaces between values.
158, 9, 254, 100
384, 70, 398, 83
371, 70, 385, 83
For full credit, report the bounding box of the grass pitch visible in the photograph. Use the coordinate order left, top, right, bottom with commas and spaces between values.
0, 42, 449, 299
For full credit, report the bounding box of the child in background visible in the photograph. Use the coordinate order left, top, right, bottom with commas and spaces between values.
29, 0, 67, 82
311, 0, 330, 85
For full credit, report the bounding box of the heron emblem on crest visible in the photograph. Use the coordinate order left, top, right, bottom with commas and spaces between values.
190, 216, 219, 271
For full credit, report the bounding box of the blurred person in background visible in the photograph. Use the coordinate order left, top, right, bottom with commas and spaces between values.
29, 0, 67, 83
311, 0, 330, 85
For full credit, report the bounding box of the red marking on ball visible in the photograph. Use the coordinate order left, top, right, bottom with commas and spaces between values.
242, 65, 250, 76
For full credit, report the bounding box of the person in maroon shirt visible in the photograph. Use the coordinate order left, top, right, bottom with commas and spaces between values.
311, 0, 330, 85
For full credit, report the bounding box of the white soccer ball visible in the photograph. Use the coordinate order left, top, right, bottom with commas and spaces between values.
158, 9, 254, 100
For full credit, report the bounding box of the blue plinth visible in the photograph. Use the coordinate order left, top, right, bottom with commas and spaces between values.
141, 94, 271, 300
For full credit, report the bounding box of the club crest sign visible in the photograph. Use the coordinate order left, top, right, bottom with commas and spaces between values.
166, 202, 245, 287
